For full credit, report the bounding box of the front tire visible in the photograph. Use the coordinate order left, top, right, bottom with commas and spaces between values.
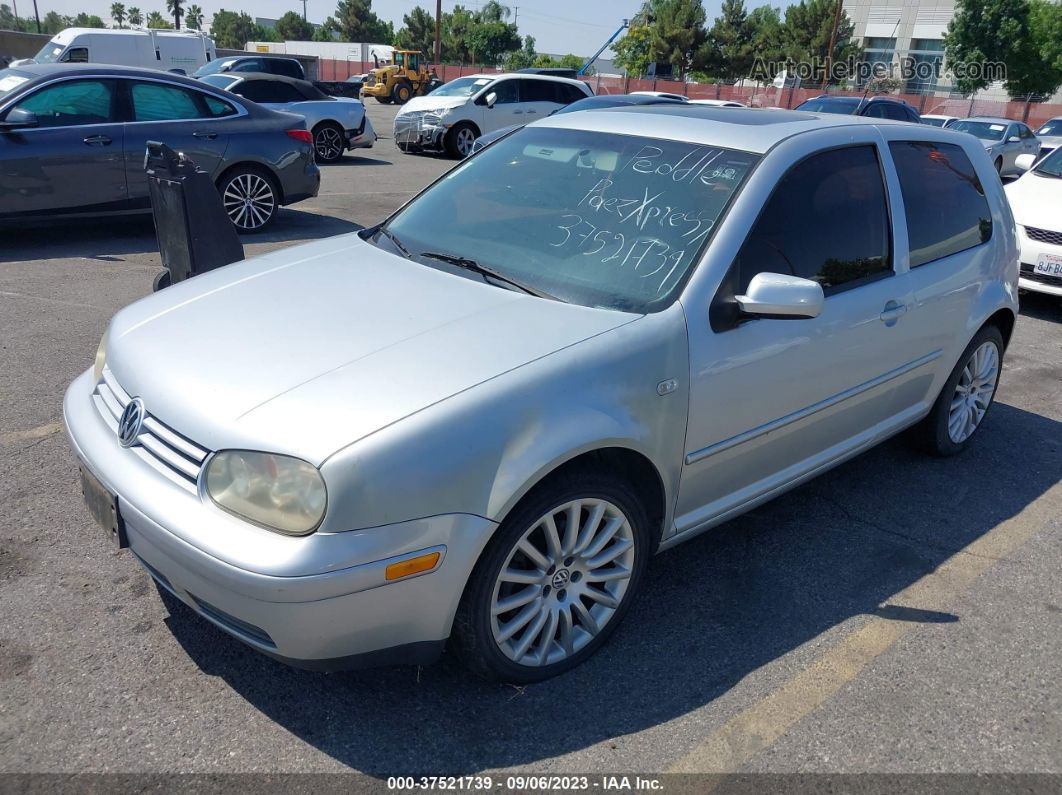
312, 121, 345, 164
913, 324, 1004, 456
217, 166, 278, 233
445, 122, 478, 158
451, 470, 651, 683
393, 80, 413, 104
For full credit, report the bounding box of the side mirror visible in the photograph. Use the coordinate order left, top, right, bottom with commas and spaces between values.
485, 91, 497, 108
0, 108, 39, 131
735, 272, 824, 319
1014, 153, 1036, 172
1007, 135, 1021, 143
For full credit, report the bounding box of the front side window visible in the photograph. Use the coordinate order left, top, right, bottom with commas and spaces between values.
10, 79, 115, 127
730, 145, 891, 296
889, 141, 992, 267
379, 127, 759, 312
231, 60, 264, 73
60, 47, 89, 63
131, 82, 205, 121
489, 80, 520, 104
795, 97, 859, 115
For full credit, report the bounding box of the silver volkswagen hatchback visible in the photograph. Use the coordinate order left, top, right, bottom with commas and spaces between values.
65, 106, 1019, 682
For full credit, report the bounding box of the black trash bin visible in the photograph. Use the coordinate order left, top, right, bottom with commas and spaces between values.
145, 141, 244, 291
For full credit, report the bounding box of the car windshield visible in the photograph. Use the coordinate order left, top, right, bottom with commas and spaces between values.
1036, 120, 1062, 136
33, 41, 65, 63
194, 59, 236, 77
199, 74, 238, 90
428, 76, 493, 97
795, 97, 859, 114
950, 120, 1006, 141
1032, 146, 1062, 177
0, 69, 32, 101
379, 127, 759, 313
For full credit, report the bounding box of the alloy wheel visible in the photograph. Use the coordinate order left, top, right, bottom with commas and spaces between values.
489, 498, 636, 668
948, 340, 999, 444
314, 126, 344, 162
456, 127, 476, 157
222, 173, 275, 231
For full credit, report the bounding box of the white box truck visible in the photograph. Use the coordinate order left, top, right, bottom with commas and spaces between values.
15, 28, 216, 75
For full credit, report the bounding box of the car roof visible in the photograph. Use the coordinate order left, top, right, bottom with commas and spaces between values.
460, 71, 589, 86
962, 116, 1017, 124
537, 104, 932, 154
210, 71, 313, 88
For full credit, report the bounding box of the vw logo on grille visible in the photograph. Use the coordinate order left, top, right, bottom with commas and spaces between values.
551, 569, 571, 589
117, 398, 145, 447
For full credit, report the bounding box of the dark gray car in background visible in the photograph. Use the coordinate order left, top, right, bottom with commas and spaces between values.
0, 64, 320, 231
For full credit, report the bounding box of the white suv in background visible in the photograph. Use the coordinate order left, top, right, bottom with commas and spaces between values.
393, 72, 593, 157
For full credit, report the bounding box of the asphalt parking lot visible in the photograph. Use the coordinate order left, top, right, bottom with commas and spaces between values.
1, 101, 1060, 781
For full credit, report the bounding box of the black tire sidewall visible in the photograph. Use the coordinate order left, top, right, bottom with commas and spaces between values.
925, 325, 1004, 456
452, 470, 652, 683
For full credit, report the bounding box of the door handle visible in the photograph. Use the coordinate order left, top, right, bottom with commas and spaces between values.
526, 109, 537, 114
83, 134, 112, 146
192, 131, 217, 139
879, 299, 908, 325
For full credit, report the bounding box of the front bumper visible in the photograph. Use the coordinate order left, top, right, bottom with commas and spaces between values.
1017, 225, 1062, 297
63, 368, 496, 670
393, 113, 446, 152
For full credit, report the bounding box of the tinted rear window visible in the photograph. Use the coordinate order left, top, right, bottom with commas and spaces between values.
796, 97, 859, 114
888, 141, 992, 267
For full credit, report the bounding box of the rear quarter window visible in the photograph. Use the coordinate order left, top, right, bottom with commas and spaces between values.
888, 141, 992, 267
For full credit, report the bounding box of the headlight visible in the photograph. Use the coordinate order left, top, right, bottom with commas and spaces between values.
93, 328, 108, 382
205, 450, 327, 535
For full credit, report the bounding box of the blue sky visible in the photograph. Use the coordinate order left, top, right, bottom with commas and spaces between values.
33, 0, 795, 59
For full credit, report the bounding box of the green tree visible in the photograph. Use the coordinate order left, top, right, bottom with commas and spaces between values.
146, 10, 172, 27
394, 6, 435, 54
313, 15, 339, 40
613, 20, 653, 77
649, 0, 708, 79
127, 6, 142, 25
748, 4, 785, 65
185, 3, 202, 28
73, 12, 108, 27
211, 8, 256, 47
275, 9, 314, 39
42, 10, 65, 31
165, 0, 183, 29
998, 0, 1062, 97
335, 0, 393, 42
702, 0, 756, 82
504, 34, 537, 70
0, 3, 32, 30
110, 2, 126, 27
781, 0, 860, 84
944, 0, 1030, 94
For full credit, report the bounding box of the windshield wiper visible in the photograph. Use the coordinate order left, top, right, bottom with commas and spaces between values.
374, 226, 414, 258
419, 251, 560, 301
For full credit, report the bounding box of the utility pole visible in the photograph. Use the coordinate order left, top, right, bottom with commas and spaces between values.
301, 0, 308, 21
12, 0, 19, 30
32, 0, 40, 32
823, 0, 843, 90
434, 0, 441, 65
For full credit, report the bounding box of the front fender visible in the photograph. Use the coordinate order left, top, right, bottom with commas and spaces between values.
318, 306, 690, 540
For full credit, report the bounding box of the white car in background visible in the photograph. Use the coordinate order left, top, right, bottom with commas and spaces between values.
393, 72, 593, 157
689, 98, 746, 107
630, 90, 688, 102
200, 72, 375, 164
1033, 117, 1062, 161
1005, 147, 1062, 298
921, 114, 959, 128
949, 117, 1041, 176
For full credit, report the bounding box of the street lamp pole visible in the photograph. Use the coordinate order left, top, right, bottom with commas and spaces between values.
434, 0, 441, 65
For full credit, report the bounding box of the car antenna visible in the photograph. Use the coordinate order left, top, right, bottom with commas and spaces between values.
859, 16, 901, 112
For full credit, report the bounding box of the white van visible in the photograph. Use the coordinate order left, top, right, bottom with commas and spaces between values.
22, 28, 216, 75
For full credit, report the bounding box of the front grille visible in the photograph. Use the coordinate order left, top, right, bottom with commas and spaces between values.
393, 111, 442, 146
1024, 225, 1062, 246
1020, 262, 1062, 287
93, 368, 209, 492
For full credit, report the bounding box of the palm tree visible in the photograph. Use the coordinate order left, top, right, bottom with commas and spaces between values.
165, 0, 182, 29
127, 6, 142, 25
110, 2, 126, 27
146, 9, 168, 27
185, 3, 202, 29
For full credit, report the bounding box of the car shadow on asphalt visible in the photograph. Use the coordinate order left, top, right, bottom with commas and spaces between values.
156, 400, 1062, 775
1018, 291, 1062, 323
327, 156, 394, 167
0, 211, 362, 264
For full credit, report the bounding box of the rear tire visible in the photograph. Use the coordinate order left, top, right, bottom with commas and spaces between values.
312, 121, 345, 164
910, 324, 1004, 456
393, 80, 413, 104
445, 122, 478, 158
451, 469, 651, 683
216, 165, 278, 233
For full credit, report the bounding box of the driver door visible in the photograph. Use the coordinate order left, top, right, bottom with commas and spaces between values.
478, 79, 523, 134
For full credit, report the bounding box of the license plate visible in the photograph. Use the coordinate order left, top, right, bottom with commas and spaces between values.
1034, 253, 1062, 276
79, 466, 127, 549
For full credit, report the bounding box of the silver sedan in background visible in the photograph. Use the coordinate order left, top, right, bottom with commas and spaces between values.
65, 107, 1018, 682
949, 116, 1041, 175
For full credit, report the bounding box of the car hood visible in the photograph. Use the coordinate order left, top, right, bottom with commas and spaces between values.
397, 95, 470, 115
1037, 135, 1062, 149
107, 234, 635, 465
1005, 171, 1062, 230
